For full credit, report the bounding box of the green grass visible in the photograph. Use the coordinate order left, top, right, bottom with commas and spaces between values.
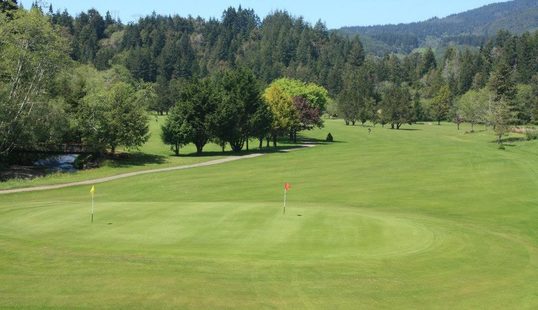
1, 121, 537, 309
0, 115, 291, 191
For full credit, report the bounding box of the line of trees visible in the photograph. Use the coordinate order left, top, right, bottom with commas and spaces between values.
40, 5, 364, 115
335, 32, 538, 138
27, 2, 538, 138
161, 72, 329, 155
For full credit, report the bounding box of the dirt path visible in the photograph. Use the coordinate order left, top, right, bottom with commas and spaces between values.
0, 145, 316, 195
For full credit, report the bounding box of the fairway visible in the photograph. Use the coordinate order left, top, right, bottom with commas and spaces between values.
1, 121, 537, 309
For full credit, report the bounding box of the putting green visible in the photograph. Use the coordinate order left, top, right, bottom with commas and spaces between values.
3, 202, 437, 260
1, 120, 537, 309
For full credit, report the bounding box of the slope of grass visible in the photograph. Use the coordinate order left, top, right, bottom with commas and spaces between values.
0, 121, 537, 309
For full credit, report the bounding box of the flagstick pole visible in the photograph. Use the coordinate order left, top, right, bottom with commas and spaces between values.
91, 193, 94, 223
283, 189, 287, 215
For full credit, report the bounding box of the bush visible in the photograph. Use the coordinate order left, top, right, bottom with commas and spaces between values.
526, 129, 538, 141
326, 133, 334, 142
74, 154, 99, 169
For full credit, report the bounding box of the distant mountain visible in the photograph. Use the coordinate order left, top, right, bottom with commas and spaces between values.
338, 0, 538, 55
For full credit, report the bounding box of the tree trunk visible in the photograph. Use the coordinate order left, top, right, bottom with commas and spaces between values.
438, 120, 441, 125
174, 143, 179, 156
196, 144, 204, 155
471, 123, 474, 132
246, 139, 249, 151
396, 123, 402, 129
273, 135, 277, 148
259, 138, 263, 149
230, 140, 244, 152
391, 123, 395, 129
266, 137, 270, 148
457, 122, 460, 130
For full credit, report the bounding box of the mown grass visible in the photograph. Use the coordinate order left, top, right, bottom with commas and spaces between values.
0, 120, 537, 309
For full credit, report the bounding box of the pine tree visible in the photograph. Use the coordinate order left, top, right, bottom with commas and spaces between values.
420, 48, 437, 75
347, 36, 365, 67
489, 60, 516, 102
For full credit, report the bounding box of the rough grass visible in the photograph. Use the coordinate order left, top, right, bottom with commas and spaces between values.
0, 121, 537, 309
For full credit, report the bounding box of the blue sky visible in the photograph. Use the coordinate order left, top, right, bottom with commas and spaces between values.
21, 0, 508, 28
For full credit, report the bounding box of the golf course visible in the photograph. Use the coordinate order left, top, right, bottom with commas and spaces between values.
1, 120, 537, 309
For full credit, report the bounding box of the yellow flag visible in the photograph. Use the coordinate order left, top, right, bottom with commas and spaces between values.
90, 185, 95, 195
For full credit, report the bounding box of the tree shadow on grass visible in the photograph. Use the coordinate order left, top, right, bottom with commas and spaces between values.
392, 127, 421, 131
489, 137, 527, 145
296, 137, 345, 145
464, 129, 487, 134
106, 152, 167, 167
177, 144, 311, 158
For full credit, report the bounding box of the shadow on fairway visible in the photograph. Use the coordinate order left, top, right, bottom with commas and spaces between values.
390, 127, 421, 131
178, 144, 310, 157
107, 153, 167, 167
296, 137, 346, 144
490, 137, 527, 145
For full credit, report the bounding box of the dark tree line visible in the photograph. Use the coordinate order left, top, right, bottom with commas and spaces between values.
45, 6, 362, 114
42, 4, 537, 133
335, 29, 538, 131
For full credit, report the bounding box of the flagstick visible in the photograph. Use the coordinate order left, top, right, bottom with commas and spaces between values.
283, 188, 287, 215
91, 193, 94, 223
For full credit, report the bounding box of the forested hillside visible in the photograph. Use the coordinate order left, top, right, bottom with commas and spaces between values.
339, 0, 538, 54
51, 6, 365, 105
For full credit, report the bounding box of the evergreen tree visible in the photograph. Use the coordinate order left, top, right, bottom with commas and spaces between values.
347, 36, 365, 67
420, 48, 437, 75
488, 60, 519, 124
0, 0, 18, 17
379, 83, 413, 129
211, 68, 265, 152
175, 78, 219, 154
488, 60, 516, 102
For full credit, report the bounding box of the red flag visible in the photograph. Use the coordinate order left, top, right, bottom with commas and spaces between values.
284, 183, 291, 191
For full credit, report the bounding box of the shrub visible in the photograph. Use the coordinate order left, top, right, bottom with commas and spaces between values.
526, 129, 538, 141
74, 154, 99, 169
326, 133, 334, 142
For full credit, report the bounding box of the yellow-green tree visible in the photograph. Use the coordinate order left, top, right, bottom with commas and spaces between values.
263, 84, 297, 147
431, 85, 452, 125
263, 78, 329, 145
